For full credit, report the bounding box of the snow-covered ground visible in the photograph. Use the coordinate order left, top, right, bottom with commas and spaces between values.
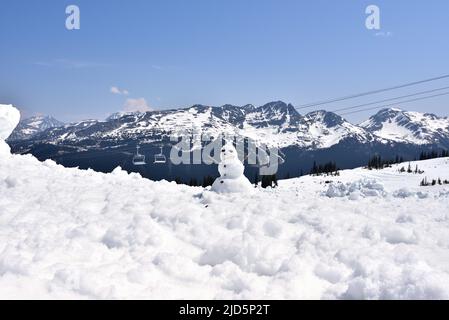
1, 105, 449, 299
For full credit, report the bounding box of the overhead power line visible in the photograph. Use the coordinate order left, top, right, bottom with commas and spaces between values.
297, 74, 449, 109
338, 91, 449, 116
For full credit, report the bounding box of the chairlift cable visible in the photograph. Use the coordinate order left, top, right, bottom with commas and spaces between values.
297, 74, 449, 109
338, 91, 449, 116
330, 85, 449, 114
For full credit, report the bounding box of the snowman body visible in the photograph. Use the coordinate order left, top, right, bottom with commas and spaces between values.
211, 143, 253, 194
218, 161, 244, 179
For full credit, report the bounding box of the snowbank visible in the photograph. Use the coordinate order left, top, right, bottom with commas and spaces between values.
0, 141, 10, 155
324, 179, 385, 199
0, 104, 20, 155
1, 125, 449, 298
0, 104, 20, 141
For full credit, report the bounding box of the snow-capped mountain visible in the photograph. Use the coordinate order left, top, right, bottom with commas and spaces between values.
361, 108, 449, 146
13, 105, 448, 149
18, 102, 376, 149
106, 111, 144, 121
8, 115, 64, 141
300, 110, 376, 148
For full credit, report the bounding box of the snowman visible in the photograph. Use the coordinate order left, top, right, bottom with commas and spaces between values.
211, 142, 253, 194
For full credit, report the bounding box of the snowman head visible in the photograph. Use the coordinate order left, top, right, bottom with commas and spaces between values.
220, 143, 238, 162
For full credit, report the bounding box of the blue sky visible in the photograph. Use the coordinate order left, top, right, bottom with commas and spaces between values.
1, 0, 449, 123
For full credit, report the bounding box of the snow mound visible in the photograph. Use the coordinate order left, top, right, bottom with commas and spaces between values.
393, 188, 429, 199
0, 104, 20, 140
0, 104, 21, 155
324, 179, 386, 199
1, 146, 449, 298
0, 140, 10, 155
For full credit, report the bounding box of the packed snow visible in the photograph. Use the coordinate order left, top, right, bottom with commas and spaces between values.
2, 105, 449, 299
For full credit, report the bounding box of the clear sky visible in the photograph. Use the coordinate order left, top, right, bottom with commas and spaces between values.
1, 0, 449, 123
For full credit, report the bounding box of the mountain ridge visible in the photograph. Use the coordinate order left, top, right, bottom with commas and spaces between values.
8, 115, 64, 141
8, 102, 449, 151
360, 107, 449, 145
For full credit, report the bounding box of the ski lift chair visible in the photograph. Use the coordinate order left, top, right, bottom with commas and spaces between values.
154, 146, 167, 164
132, 145, 146, 166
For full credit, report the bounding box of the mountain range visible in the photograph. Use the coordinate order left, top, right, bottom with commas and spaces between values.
7, 102, 449, 182
8, 115, 64, 141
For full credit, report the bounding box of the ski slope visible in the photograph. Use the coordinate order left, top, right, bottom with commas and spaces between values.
1, 104, 449, 299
